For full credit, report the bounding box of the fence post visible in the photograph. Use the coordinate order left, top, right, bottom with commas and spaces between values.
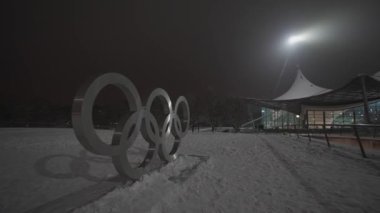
295, 124, 299, 139
353, 125, 367, 158
373, 126, 376, 138
306, 111, 311, 142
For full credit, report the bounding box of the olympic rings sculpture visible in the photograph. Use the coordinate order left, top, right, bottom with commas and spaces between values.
72, 73, 190, 180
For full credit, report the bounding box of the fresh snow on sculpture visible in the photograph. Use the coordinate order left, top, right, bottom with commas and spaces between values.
72, 73, 190, 180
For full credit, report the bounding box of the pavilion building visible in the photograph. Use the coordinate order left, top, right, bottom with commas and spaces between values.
246, 69, 380, 129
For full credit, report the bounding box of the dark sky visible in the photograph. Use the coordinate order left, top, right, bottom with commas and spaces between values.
1, 0, 380, 106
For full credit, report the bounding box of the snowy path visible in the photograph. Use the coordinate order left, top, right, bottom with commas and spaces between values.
262, 134, 380, 213
0, 129, 379, 213
77, 133, 380, 213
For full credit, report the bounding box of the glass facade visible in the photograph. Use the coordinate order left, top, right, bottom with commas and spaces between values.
261, 100, 380, 129
261, 108, 301, 129
307, 111, 344, 128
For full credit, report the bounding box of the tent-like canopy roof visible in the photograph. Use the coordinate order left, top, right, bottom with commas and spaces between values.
372, 71, 380, 81
274, 68, 332, 100
246, 70, 380, 114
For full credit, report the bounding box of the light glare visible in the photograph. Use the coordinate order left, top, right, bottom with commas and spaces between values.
287, 33, 309, 45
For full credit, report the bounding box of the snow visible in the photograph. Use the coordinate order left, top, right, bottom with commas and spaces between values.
1, 128, 380, 213
0, 128, 119, 213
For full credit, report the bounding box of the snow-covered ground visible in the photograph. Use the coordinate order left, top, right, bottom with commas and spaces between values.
1, 128, 380, 213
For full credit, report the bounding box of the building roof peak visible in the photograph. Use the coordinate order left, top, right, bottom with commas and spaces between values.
274, 68, 332, 101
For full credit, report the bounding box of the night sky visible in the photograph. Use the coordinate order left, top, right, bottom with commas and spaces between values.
1, 0, 380, 107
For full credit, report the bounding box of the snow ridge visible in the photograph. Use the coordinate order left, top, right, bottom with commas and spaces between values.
73, 155, 206, 213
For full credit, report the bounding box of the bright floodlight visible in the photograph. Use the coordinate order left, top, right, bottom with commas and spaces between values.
287, 33, 309, 45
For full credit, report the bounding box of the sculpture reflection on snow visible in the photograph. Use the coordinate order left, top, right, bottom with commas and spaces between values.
71, 73, 190, 180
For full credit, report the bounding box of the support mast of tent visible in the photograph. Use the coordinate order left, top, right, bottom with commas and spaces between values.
281, 111, 284, 129
361, 76, 371, 123
322, 111, 331, 147
306, 110, 311, 142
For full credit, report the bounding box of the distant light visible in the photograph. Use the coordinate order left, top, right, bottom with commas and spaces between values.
261, 109, 265, 113
287, 33, 310, 46
296, 115, 300, 118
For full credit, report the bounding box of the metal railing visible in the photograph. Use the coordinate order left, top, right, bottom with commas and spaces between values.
242, 119, 380, 158
304, 123, 380, 158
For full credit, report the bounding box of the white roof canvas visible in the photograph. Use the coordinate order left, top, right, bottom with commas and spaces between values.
372, 71, 380, 81
274, 69, 332, 100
